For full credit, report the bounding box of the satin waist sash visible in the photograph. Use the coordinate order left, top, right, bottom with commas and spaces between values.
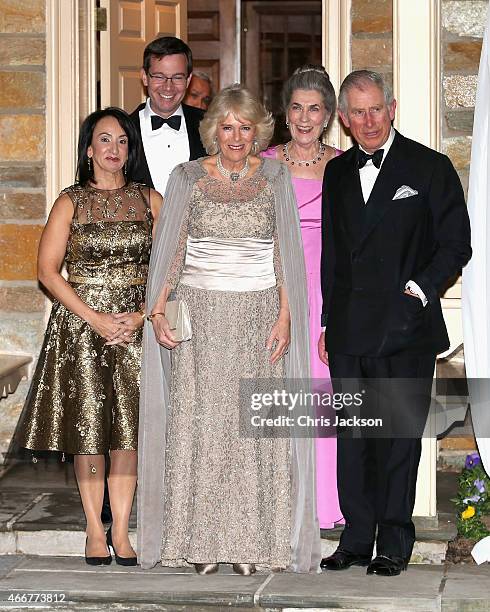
180, 236, 276, 291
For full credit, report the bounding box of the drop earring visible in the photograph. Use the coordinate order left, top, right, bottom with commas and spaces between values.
87, 157, 92, 172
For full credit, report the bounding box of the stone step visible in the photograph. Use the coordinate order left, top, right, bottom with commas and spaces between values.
0, 522, 455, 567
0, 466, 458, 565
320, 512, 456, 565
1, 555, 490, 611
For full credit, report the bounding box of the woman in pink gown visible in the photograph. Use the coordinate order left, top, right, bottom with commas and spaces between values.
262, 65, 343, 530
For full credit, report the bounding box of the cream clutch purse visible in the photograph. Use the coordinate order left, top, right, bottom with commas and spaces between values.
165, 299, 192, 342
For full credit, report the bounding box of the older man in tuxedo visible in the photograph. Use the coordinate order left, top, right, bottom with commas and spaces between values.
184, 70, 213, 111
130, 36, 206, 195
319, 70, 471, 576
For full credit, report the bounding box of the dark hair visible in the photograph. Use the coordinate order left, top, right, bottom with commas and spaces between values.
76, 107, 142, 186
282, 65, 337, 115
143, 36, 192, 75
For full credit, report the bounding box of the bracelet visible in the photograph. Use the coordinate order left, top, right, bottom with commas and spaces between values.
147, 312, 165, 321
139, 308, 146, 319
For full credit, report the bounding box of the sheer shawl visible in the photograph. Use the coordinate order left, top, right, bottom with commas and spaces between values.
137, 157, 321, 572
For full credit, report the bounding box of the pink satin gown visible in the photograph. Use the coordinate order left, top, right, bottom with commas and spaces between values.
262, 146, 344, 528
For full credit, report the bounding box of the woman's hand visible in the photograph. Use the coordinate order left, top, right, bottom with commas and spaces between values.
85, 311, 143, 345
266, 311, 290, 364
86, 311, 126, 343
105, 311, 144, 345
150, 313, 181, 349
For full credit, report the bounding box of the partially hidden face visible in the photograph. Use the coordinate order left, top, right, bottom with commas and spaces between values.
339, 82, 396, 154
184, 75, 212, 111
216, 112, 257, 163
87, 116, 128, 175
141, 53, 191, 118
287, 89, 330, 147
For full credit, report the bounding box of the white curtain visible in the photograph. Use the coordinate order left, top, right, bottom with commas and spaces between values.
462, 4, 490, 476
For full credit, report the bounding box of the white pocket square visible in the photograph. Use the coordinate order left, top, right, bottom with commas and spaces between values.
392, 185, 418, 200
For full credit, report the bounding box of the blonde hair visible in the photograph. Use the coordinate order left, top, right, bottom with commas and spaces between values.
199, 84, 274, 155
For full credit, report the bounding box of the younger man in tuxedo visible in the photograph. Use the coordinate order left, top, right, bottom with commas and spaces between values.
319, 70, 471, 576
130, 36, 207, 195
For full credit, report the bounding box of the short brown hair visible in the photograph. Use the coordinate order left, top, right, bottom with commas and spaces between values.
143, 36, 192, 75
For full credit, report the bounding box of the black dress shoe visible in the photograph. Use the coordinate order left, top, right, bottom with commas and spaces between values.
321, 549, 371, 571
366, 555, 409, 576
106, 527, 137, 566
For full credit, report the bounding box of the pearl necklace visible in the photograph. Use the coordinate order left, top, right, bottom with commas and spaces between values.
216, 155, 250, 182
282, 141, 326, 166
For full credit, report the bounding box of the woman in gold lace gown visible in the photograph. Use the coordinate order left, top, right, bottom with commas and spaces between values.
15, 108, 162, 565
138, 86, 321, 574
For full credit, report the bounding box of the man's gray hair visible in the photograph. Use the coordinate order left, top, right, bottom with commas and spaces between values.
192, 70, 213, 91
338, 70, 393, 114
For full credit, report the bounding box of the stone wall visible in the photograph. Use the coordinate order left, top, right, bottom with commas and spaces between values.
0, 0, 46, 462
350, 0, 486, 194
351, 0, 393, 87
442, 0, 488, 195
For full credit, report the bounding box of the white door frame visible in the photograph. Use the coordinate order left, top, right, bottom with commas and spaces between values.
46, 0, 97, 208
323, 0, 351, 150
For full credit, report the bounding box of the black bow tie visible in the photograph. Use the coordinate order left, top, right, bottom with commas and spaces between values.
358, 148, 384, 169
151, 114, 182, 131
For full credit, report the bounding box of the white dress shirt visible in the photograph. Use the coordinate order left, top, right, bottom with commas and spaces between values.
358, 127, 427, 306
359, 127, 395, 203
139, 99, 190, 196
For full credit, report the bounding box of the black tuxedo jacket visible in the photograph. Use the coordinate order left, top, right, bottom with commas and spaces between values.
130, 102, 207, 189
321, 130, 472, 357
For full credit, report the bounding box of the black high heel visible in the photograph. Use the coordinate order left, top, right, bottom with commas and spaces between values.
106, 527, 137, 566
85, 537, 112, 566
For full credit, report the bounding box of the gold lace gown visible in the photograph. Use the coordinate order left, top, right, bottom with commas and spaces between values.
15, 183, 152, 455
160, 162, 291, 568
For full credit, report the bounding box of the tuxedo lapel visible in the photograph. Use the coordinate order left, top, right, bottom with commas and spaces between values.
359, 133, 404, 247
182, 104, 206, 160
337, 148, 366, 247
130, 103, 154, 188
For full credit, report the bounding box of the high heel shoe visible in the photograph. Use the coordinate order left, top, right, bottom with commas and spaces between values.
232, 563, 256, 576
85, 537, 112, 566
194, 563, 219, 575
106, 527, 137, 566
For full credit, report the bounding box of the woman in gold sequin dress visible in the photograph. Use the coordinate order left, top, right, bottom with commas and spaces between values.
137, 86, 321, 574
15, 108, 162, 565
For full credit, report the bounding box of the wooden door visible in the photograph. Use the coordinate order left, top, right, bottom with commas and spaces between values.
242, 0, 322, 144
187, 0, 237, 91
100, 0, 188, 111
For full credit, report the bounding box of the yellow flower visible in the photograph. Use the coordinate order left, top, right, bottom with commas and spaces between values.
462, 506, 476, 520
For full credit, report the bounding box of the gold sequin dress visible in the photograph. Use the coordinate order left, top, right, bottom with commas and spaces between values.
159, 161, 291, 568
15, 182, 152, 455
